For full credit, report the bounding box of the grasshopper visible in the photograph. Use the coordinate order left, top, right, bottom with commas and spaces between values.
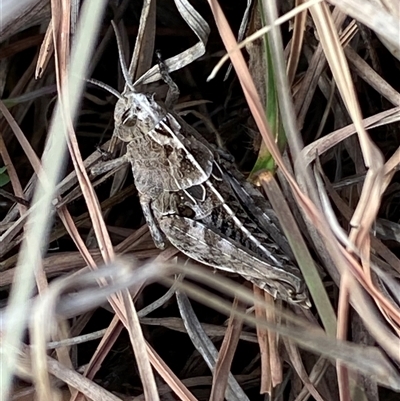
91, 22, 310, 308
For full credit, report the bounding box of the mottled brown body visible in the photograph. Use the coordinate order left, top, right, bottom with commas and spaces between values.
111, 88, 310, 307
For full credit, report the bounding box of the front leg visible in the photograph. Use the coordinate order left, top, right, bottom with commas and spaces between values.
139, 193, 166, 249
91, 153, 130, 176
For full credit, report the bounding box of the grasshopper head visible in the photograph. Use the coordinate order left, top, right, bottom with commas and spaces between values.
113, 91, 166, 142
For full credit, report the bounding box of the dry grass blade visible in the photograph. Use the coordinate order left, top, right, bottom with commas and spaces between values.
0, 132, 27, 217
35, 21, 54, 79
122, 290, 160, 401
293, 7, 347, 129
0, 100, 43, 178
210, 297, 244, 401
24, 351, 123, 401
286, 0, 308, 87
300, 107, 400, 167
135, 0, 210, 86
127, 0, 156, 82
336, 272, 351, 401
344, 46, 400, 107
253, 286, 282, 394
140, 317, 258, 343
67, 315, 123, 401
29, 266, 77, 401
145, 343, 199, 401
57, 206, 98, 268
176, 290, 250, 401
45, 355, 123, 401
283, 339, 326, 401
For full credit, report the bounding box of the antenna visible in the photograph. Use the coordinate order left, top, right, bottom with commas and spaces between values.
110, 20, 136, 93
86, 78, 123, 100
